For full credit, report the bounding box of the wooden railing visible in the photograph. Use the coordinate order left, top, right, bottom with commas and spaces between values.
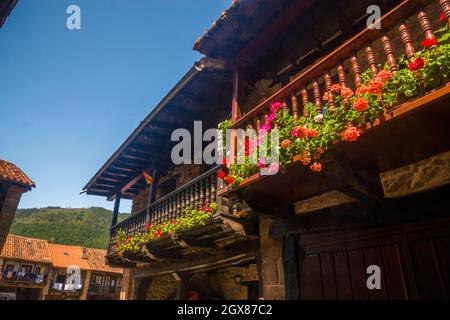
88, 284, 121, 296
108, 166, 220, 253
232, 0, 447, 130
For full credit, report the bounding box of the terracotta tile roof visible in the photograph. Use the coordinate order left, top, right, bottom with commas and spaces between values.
86, 248, 123, 274
48, 244, 122, 274
0, 159, 35, 189
0, 234, 52, 264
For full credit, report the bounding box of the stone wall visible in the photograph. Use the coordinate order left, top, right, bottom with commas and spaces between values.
259, 215, 285, 300
145, 274, 178, 300
212, 265, 259, 300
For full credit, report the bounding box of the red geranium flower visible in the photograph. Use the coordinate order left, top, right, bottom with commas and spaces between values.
409, 57, 425, 71
222, 157, 227, 166
353, 97, 369, 112
440, 12, 446, 22
377, 70, 393, 82
171, 219, 177, 225
218, 170, 226, 179
310, 162, 322, 173
154, 229, 162, 239
367, 78, 384, 95
341, 87, 354, 100
307, 128, 318, 138
225, 176, 235, 185
145, 224, 150, 230
421, 38, 438, 48
330, 84, 342, 94
323, 91, 330, 101
343, 126, 361, 142
292, 126, 308, 139
281, 139, 291, 149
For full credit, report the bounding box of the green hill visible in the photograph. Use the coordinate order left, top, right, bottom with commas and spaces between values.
10, 207, 129, 249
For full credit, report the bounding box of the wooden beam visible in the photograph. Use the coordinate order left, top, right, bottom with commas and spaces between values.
121, 153, 149, 162
282, 234, 300, 300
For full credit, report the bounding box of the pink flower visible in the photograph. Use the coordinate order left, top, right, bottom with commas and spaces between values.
270, 101, 283, 113
260, 123, 271, 131
258, 158, 266, 168
267, 162, 280, 174
267, 113, 277, 123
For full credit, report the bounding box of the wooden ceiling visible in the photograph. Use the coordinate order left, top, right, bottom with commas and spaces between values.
83, 67, 232, 200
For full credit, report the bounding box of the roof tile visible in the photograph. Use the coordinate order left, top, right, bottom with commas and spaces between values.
0, 159, 35, 188
0, 234, 52, 264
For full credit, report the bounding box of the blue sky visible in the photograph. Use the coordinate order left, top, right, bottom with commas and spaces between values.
0, 0, 230, 212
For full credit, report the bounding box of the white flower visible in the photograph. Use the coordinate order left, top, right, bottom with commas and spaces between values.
314, 113, 323, 123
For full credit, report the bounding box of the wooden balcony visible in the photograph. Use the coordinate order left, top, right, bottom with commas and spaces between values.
0, 273, 47, 288
88, 284, 121, 296
106, 166, 258, 267
220, 0, 450, 211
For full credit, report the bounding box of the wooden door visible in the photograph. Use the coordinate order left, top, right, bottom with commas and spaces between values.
299, 218, 450, 300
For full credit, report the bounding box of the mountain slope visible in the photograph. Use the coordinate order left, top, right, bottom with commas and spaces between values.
10, 207, 129, 249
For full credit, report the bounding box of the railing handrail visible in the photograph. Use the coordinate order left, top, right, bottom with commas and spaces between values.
112, 165, 221, 230
231, 0, 424, 128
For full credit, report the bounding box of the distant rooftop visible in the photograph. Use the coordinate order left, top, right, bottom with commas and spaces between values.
0, 159, 35, 189
0, 234, 52, 264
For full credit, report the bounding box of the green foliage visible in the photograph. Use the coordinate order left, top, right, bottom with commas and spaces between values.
115, 202, 218, 255
11, 207, 128, 249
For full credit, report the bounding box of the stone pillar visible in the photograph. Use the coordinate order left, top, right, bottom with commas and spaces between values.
80, 270, 92, 300
259, 215, 285, 299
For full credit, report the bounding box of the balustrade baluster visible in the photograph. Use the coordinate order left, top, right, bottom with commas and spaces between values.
381, 33, 398, 71
441, 0, 450, 27
199, 179, 205, 206
350, 53, 363, 88
418, 9, 437, 42
312, 80, 322, 112
365, 44, 379, 75
324, 71, 335, 111
337, 63, 347, 88
211, 175, 217, 203
291, 94, 299, 119
301, 87, 309, 117
205, 175, 211, 205
399, 23, 415, 59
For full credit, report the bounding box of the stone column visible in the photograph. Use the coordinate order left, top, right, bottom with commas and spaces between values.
80, 270, 92, 300
259, 215, 285, 299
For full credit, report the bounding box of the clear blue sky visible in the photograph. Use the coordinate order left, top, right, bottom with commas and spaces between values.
0, 0, 230, 212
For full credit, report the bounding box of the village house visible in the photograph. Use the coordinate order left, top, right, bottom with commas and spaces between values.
0, 234, 122, 300
0, 235, 51, 300
84, 0, 450, 300
44, 244, 123, 300
0, 160, 35, 252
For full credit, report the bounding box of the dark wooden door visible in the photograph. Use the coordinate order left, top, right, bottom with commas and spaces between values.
299, 218, 450, 300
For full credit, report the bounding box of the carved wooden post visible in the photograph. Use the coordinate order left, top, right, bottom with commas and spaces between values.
399, 23, 415, 59
312, 80, 322, 112
323, 71, 335, 111
365, 44, 379, 74
199, 179, 205, 206
301, 87, 309, 117
381, 33, 398, 71
291, 94, 299, 119
441, 0, 450, 27
337, 63, 347, 87
211, 175, 217, 203
205, 176, 210, 206
256, 114, 261, 131
350, 53, 362, 88
418, 9, 437, 42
